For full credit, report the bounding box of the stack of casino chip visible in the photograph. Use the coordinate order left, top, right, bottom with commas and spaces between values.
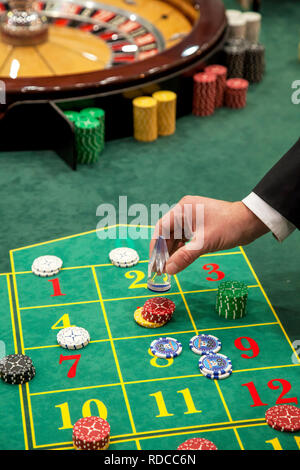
265, 405, 300, 433
72, 416, 110, 450
133, 96, 158, 142
243, 12, 261, 43
134, 297, 176, 328
199, 352, 232, 380
204, 65, 227, 107
80, 108, 105, 153
152, 90, 177, 136
189, 334, 221, 356
192, 72, 216, 117
57, 327, 90, 350
31, 255, 63, 277
0, 354, 35, 385
227, 14, 246, 40
225, 78, 249, 109
150, 337, 182, 359
224, 39, 246, 78
216, 280, 248, 319
64, 110, 80, 123
109, 247, 139, 268
177, 437, 218, 450
244, 43, 265, 83
74, 115, 103, 164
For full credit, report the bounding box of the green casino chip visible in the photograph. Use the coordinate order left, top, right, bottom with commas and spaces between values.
64, 110, 80, 122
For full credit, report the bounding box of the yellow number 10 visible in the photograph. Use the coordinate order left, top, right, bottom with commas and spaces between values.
55, 399, 107, 430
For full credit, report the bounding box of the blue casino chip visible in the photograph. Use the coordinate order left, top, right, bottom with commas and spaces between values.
199, 353, 232, 375
150, 337, 182, 359
189, 334, 221, 355
200, 368, 232, 380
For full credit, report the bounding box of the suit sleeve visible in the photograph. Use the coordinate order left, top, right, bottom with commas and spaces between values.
253, 138, 300, 229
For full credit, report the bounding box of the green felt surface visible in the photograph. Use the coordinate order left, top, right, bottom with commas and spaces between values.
0, 227, 299, 450
0, 0, 300, 451
0, 0, 299, 348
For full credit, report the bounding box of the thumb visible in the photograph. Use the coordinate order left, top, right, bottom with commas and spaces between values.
165, 244, 203, 275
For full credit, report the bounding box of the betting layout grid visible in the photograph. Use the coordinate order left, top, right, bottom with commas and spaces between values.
3, 232, 300, 452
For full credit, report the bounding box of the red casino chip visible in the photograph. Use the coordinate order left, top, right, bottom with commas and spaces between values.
265, 405, 300, 432
72, 416, 110, 450
143, 297, 176, 317
142, 308, 173, 324
192, 72, 216, 117
226, 78, 249, 90
204, 65, 227, 107
177, 437, 218, 450
225, 78, 249, 109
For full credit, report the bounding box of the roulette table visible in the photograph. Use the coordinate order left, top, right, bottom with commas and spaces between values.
0, 0, 227, 101
0, 0, 227, 166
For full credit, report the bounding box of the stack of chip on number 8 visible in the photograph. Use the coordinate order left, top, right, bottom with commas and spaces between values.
216, 280, 248, 319
134, 297, 176, 329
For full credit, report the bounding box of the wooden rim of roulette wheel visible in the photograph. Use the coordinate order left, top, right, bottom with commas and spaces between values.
0, 0, 227, 102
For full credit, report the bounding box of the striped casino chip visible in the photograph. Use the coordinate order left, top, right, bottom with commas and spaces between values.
109, 247, 139, 267
192, 72, 217, 117
199, 353, 232, 376
177, 437, 218, 450
134, 307, 167, 329
204, 65, 227, 107
143, 297, 175, 316
0, 354, 36, 384
32, 255, 63, 274
57, 326, 90, 350
72, 416, 110, 450
142, 307, 173, 324
74, 115, 104, 164
133, 96, 158, 143
150, 337, 182, 359
265, 405, 300, 432
189, 334, 222, 355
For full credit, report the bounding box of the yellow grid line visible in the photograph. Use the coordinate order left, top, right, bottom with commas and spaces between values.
12, 252, 243, 275
240, 247, 300, 363
9, 226, 299, 451
33, 419, 269, 449
11, 224, 153, 252
6, 273, 29, 450
28, 362, 300, 398
91, 266, 140, 450
9, 252, 31, 450
23, 321, 279, 351
17, 284, 260, 310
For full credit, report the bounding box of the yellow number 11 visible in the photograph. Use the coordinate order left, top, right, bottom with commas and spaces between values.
149, 388, 202, 418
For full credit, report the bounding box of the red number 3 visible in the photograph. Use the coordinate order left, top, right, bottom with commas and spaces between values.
202, 263, 225, 281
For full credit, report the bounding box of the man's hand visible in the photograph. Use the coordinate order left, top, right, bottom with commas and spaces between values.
149, 196, 270, 275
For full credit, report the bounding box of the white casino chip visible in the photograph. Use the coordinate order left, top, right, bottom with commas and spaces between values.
57, 327, 90, 350
32, 268, 60, 278
109, 247, 139, 267
32, 255, 63, 274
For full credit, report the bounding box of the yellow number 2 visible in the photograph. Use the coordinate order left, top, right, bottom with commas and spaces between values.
125, 270, 147, 289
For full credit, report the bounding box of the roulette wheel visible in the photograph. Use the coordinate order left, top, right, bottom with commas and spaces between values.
0, 0, 227, 167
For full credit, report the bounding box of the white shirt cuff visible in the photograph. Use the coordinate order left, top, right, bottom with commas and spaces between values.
242, 192, 296, 242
